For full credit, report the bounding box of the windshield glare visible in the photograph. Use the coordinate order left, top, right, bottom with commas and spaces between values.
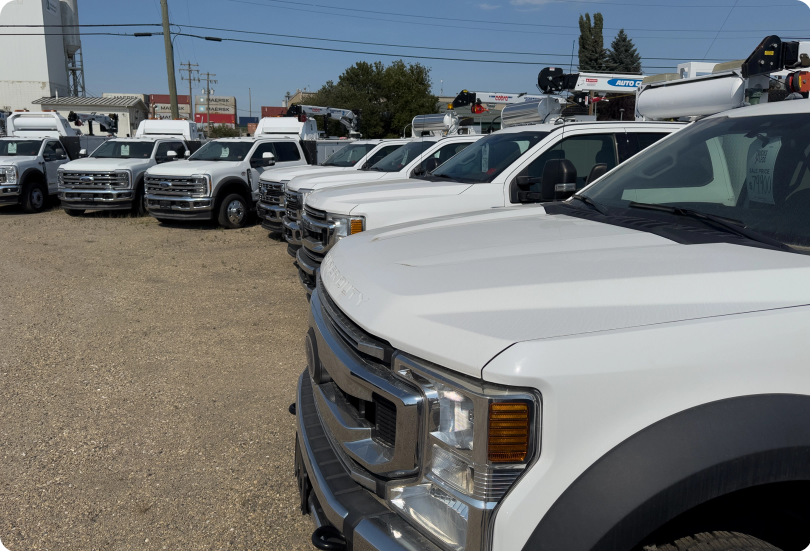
190, 140, 253, 161
0, 139, 42, 157
370, 140, 434, 172
431, 130, 549, 183
322, 143, 375, 167
584, 112, 810, 252
91, 140, 154, 159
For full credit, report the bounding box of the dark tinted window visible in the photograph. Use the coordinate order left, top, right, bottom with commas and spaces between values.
361, 144, 403, 169
273, 141, 302, 162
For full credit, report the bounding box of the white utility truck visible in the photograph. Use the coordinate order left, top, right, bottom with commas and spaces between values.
283, 113, 480, 259
257, 138, 410, 236
0, 112, 105, 213
292, 36, 810, 551
144, 116, 317, 228
294, 102, 683, 293
57, 119, 203, 216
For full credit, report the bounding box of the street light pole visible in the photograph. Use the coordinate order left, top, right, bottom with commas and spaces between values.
160, 0, 179, 119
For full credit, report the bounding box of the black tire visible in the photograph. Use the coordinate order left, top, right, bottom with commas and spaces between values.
644, 531, 780, 551
131, 181, 147, 216
217, 193, 250, 229
22, 178, 47, 213
64, 208, 85, 217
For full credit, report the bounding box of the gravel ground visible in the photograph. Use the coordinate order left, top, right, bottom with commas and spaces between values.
0, 204, 314, 550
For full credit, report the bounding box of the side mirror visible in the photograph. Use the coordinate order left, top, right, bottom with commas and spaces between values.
184, 150, 191, 158
79, 149, 87, 158
585, 163, 608, 185
540, 159, 578, 201
262, 151, 276, 167
424, 157, 441, 174
167, 150, 178, 161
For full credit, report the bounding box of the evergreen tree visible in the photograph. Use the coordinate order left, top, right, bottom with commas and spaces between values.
578, 13, 606, 72
606, 29, 642, 73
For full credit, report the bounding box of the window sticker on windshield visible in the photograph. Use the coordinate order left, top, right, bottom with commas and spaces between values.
8, 143, 16, 154
121, 145, 130, 156
482, 145, 489, 172
221, 148, 229, 158
746, 138, 781, 205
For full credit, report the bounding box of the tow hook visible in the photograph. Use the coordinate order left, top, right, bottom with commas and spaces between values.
311, 525, 347, 551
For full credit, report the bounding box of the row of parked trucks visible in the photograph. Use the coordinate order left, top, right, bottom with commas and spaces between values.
0, 35, 808, 551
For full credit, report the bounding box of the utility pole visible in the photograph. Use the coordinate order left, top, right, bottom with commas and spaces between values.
201, 72, 217, 133
160, 0, 179, 119
179, 61, 199, 121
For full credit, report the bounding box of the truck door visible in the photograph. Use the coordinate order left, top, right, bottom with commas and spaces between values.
41, 140, 69, 193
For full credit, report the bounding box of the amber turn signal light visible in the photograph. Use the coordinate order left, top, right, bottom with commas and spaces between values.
488, 402, 530, 463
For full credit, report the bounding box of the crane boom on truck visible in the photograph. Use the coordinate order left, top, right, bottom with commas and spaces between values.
67, 111, 119, 135
286, 104, 360, 136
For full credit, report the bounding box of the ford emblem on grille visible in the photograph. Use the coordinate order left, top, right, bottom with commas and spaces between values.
79, 176, 94, 182
160, 181, 172, 188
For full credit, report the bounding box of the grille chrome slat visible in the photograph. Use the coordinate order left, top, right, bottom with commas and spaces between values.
145, 175, 205, 196
60, 171, 128, 188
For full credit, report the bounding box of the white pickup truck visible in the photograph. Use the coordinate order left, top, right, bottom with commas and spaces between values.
295, 116, 683, 292
57, 119, 203, 216
0, 112, 105, 213
144, 116, 317, 228
294, 97, 809, 551
257, 138, 410, 236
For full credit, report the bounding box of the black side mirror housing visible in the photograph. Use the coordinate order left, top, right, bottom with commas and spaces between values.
539, 158, 578, 201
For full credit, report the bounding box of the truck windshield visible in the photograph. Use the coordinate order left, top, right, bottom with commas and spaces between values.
582, 111, 810, 252
430, 131, 550, 183
322, 143, 376, 167
189, 140, 254, 162
91, 140, 154, 159
368, 141, 434, 172
0, 139, 42, 157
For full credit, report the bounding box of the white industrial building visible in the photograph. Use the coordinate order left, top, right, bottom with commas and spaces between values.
0, 0, 85, 112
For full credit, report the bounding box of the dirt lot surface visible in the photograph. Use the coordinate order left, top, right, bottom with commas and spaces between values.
0, 205, 314, 550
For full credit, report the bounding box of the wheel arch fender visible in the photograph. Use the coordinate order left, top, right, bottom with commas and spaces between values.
214, 177, 251, 206
522, 394, 810, 550
19, 166, 46, 186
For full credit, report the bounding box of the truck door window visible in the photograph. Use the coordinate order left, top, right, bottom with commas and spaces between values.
419, 142, 473, 173
155, 142, 183, 162
272, 142, 301, 162
42, 141, 66, 160
621, 132, 670, 162
251, 142, 278, 162
362, 144, 402, 169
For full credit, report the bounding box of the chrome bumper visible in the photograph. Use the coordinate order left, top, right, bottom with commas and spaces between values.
59, 187, 134, 210
145, 194, 213, 221
283, 217, 302, 248
257, 201, 284, 232
295, 247, 320, 295
0, 185, 20, 205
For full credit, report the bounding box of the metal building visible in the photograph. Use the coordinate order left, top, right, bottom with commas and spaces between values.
0, 0, 86, 112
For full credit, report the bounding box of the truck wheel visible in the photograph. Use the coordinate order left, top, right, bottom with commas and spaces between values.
644, 531, 779, 551
64, 209, 85, 217
131, 182, 147, 216
217, 193, 249, 229
22, 179, 47, 213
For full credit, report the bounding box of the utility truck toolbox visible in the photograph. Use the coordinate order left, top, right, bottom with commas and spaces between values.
292, 37, 809, 550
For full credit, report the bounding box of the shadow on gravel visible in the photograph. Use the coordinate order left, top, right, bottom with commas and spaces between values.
0, 203, 62, 215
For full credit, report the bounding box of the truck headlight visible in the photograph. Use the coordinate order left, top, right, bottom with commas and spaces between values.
191, 174, 210, 196
387, 356, 540, 550
115, 169, 131, 188
326, 213, 365, 238
0, 165, 18, 184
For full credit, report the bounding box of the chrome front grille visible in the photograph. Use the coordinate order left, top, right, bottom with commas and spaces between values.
309, 276, 422, 479
60, 171, 129, 188
260, 182, 284, 205
285, 191, 302, 220
305, 205, 327, 221
145, 175, 205, 196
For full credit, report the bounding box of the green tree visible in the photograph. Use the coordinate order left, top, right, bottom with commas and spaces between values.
606, 29, 642, 73
307, 60, 437, 138
578, 13, 606, 72
207, 124, 240, 138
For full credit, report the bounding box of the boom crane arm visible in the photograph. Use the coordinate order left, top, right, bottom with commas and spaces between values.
286, 105, 360, 134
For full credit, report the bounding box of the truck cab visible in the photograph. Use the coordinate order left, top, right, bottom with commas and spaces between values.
57, 119, 202, 216
295, 116, 683, 293
144, 116, 317, 228
0, 112, 91, 213
257, 138, 410, 236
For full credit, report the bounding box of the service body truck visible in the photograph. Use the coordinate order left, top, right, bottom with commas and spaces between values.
292, 38, 810, 551
144, 116, 317, 228
295, 107, 683, 293
57, 119, 203, 216
283, 114, 480, 256
0, 112, 105, 212
257, 138, 410, 235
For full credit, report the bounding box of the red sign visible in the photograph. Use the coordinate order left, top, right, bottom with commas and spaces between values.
261, 106, 287, 118
195, 113, 237, 124
150, 94, 191, 104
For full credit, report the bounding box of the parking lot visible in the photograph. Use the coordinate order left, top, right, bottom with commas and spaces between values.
0, 206, 313, 550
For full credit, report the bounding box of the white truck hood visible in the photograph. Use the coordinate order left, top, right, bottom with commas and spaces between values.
259, 165, 350, 184
0, 155, 37, 166
61, 157, 152, 171
322, 208, 810, 378
288, 169, 390, 192
145, 159, 240, 176
307, 179, 474, 220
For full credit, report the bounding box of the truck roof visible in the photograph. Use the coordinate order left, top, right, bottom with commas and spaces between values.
6, 112, 77, 138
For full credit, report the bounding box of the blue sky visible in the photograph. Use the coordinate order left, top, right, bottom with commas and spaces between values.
75, 0, 810, 119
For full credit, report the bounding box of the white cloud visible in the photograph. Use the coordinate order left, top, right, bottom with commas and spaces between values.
479, 2, 501, 9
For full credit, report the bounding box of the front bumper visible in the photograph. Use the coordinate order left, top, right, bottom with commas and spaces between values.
145, 194, 213, 221
0, 185, 20, 206
295, 246, 322, 295
59, 187, 134, 210
284, 217, 302, 250
296, 371, 439, 551
257, 201, 284, 232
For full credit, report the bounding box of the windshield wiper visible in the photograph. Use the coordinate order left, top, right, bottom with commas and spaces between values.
570, 194, 606, 215
627, 201, 793, 251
